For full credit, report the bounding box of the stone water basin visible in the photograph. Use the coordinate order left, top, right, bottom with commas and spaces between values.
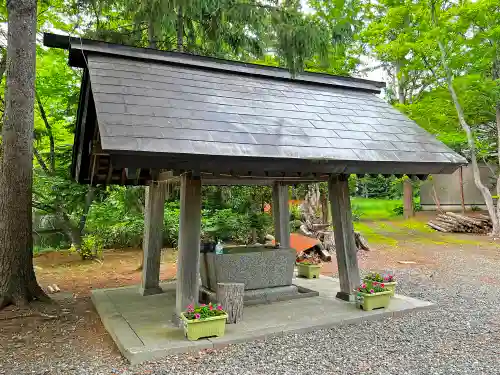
200, 245, 296, 291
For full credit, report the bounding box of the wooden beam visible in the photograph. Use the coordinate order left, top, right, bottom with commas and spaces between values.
105, 160, 113, 185
175, 174, 202, 323
272, 182, 290, 248
328, 174, 360, 302
403, 179, 414, 219
140, 182, 166, 296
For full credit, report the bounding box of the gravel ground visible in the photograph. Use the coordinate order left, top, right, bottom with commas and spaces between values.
2, 242, 500, 375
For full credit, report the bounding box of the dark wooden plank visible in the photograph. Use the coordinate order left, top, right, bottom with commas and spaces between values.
328, 174, 359, 301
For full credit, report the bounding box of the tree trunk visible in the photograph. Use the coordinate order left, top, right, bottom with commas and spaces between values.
177, 5, 184, 52
396, 62, 405, 105
148, 20, 157, 49
216, 282, 244, 324
0, 0, 49, 309
78, 186, 95, 233
433, 10, 499, 235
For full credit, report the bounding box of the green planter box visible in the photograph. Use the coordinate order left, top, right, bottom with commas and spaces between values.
180, 313, 228, 341
357, 291, 391, 311
296, 263, 321, 279
363, 279, 397, 297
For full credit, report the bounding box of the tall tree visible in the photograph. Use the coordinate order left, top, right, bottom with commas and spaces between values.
428, 0, 500, 235
0, 0, 48, 308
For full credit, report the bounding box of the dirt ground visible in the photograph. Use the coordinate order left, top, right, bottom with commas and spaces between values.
34, 247, 178, 296
1, 212, 499, 374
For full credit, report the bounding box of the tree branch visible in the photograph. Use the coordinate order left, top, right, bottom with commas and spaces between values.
33, 145, 50, 175
35, 90, 55, 173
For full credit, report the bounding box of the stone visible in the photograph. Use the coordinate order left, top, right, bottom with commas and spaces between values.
200, 246, 295, 291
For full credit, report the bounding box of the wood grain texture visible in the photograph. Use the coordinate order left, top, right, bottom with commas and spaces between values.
403, 179, 414, 219
175, 174, 202, 319
216, 282, 244, 324
328, 175, 360, 301
273, 183, 290, 248
140, 183, 165, 295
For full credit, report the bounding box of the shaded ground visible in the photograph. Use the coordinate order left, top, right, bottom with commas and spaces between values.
34, 247, 177, 296
2, 212, 500, 374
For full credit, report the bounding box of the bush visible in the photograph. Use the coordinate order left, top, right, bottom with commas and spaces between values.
392, 202, 422, 216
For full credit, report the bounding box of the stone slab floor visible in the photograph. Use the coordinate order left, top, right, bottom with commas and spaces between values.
91, 276, 433, 364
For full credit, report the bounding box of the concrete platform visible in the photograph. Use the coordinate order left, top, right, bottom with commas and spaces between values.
91, 276, 434, 364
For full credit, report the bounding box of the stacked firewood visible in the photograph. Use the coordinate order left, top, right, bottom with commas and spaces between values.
427, 212, 492, 234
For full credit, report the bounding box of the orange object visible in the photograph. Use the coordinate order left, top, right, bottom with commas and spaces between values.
289, 233, 321, 253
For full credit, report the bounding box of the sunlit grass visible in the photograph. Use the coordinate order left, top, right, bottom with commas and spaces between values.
352, 197, 402, 221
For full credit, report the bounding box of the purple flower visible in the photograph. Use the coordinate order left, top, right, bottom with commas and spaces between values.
194, 313, 201, 319
217, 305, 223, 311
369, 289, 374, 294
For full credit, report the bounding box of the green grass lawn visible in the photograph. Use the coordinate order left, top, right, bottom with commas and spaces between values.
351, 197, 402, 221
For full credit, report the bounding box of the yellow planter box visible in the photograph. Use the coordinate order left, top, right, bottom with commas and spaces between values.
296, 263, 321, 279
180, 313, 228, 341
356, 291, 391, 311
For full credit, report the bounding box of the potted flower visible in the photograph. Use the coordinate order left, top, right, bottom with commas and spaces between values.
180, 303, 228, 341
296, 254, 322, 279
356, 281, 391, 311
364, 272, 396, 296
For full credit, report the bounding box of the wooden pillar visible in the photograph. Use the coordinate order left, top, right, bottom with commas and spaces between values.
328, 174, 360, 302
403, 179, 414, 219
175, 174, 202, 321
272, 182, 290, 248
140, 182, 166, 296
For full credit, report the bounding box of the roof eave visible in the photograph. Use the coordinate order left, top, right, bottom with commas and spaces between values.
43, 32, 385, 94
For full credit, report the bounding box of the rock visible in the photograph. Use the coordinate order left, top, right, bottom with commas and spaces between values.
265, 234, 275, 242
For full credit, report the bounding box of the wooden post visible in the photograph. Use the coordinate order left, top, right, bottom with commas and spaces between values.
403, 179, 414, 219
328, 175, 360, 302
140, 182, 166, 296
459, 167, 465, 213
272, 182, 290, 248
216, 282, 244, 324
175, 173, 202, 322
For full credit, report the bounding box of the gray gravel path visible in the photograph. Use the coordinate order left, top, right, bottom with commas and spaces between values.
2, 244, 500, 375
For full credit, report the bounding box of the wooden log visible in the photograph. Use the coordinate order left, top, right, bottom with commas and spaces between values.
428, 221, 450, 232
433, 220, 455, 231
355, 231, 370, 251
216, 282, 244, 324
446, 212, 484, 227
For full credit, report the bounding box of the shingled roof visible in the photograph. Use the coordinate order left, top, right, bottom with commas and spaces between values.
45, 34, 466, 185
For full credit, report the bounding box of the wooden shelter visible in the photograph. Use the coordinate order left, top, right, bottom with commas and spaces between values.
45, 33, 466, 319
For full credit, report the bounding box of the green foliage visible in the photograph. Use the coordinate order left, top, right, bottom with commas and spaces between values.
364, 272, 395, 283
81, 234, 104, 259
357, 280, 388, 294
183, 302, 225, 320
392, 202, 422, 216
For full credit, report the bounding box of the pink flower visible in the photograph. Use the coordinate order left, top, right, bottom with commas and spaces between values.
361, 283, 366, 288
194, 313, 201, 319
369, 289, 374, 294
217, 305, 223, 311
381, 283, 385, 288
384, 276, 389, 281
200, 304, 206, 307
209, 305, 213, 310
373, 282, 378, 286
